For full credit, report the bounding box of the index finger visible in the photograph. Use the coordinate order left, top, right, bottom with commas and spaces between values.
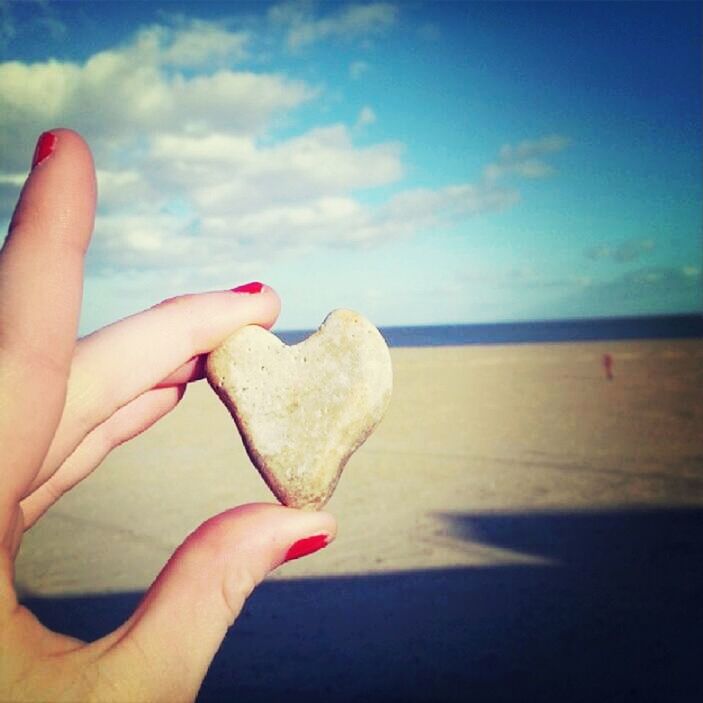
26, 284, 281, 494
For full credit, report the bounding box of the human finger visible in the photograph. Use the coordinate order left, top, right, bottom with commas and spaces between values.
156, 354, 206, 387
0, 129, 96, 506
26, 284, 280, 494
95, 504, 336, 702
20, 385, 186, 529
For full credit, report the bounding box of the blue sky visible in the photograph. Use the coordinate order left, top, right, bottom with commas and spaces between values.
1, 1, 700, 332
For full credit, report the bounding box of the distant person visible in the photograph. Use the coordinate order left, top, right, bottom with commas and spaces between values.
0, 129, 336, 701
602, 352, 614, 381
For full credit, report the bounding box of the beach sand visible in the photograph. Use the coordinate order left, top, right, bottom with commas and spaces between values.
16, 339, 703, 701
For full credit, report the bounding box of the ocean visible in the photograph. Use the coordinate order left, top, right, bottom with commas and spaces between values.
278, 313, 703, 348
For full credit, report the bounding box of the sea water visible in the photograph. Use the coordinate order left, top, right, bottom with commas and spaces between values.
277, 314, 703, 348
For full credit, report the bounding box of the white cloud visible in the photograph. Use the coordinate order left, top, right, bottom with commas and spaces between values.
355, 105, 376, 127
156, 21, 250, 66
385, 183, 519, 227
458, 265, 591, 291
484, 134, 570, 183
96, 169, 155, 211
0, 8, 571, 330
270, 1, 398, 49
349, 60, 370, 79
75, 122, 405, 277
0, 1, 15, 47
0, 172, 24, 187
89, 213, 198, 271
148, 125, 403, 215
0, 23, 315, 169
483, 159, 553, 181
267, 0, 312, 27
418, 23, 441, 42
3, 120, 566, 286
0, 0, 65, 49
214, 196, 368, 248
499, 135, 571, 162
539, 263, 702, 321
584, 238, 655, 263
621, 266, 701, 289
82, 133, 542, 282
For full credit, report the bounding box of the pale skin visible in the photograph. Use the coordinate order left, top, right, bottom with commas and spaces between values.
0, 129, 337, 702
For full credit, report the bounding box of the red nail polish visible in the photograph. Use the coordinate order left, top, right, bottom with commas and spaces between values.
231, 281, 265, 294
31, 132, 57, 169
284, 534, 329, 562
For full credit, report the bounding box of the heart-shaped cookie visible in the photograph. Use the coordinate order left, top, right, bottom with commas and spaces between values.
206, 309, 393, 509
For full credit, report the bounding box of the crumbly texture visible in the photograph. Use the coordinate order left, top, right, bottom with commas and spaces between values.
206, 309, 393, 509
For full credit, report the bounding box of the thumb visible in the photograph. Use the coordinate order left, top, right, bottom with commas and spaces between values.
96, 504, 336, 703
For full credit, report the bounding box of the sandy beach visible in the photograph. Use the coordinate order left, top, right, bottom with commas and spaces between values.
16, 338, 703, 701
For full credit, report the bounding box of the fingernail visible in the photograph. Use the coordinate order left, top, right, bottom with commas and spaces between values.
284, 534, 329, 562
31, 131, 57, 169
231, 281, 265, 294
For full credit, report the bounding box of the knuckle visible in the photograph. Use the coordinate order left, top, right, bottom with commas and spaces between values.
221, 565, 256, 626
94, 410, 128, 453
183, 517, 259, 626
0, 338, 69, 384
43, 477, 67, 503
151, 293, 196, 311
151, 295, 205, 352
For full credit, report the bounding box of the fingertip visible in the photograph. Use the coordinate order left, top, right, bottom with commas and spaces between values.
262, 284, 281, 330
11, 127, 96, 249
282, 510, 337, 563
275, 506, 337, 565
31, 131, 58, 169
307, 508, 338, 543
49, 127, 92, 152
193, 502, 336, 568
149, 284, 281, 345
229, 282, 280, 326
284, 534, 329, 562
28, 128, 95, 183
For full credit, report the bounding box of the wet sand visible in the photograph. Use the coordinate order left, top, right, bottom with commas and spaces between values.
16, 338, 703, 701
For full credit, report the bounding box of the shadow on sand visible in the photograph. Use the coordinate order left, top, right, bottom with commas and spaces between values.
22, 507, 703, 702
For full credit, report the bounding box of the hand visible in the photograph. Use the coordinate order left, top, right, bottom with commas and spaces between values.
0, 129, 336, 702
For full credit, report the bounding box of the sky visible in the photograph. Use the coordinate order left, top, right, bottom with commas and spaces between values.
0, 1, 701, 333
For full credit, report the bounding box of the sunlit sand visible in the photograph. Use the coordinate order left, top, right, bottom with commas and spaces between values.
16, 338, 703, 596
